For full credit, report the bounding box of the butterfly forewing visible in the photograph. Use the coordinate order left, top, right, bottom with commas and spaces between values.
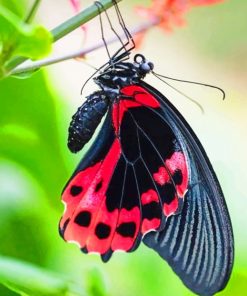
60, 84, 189, 259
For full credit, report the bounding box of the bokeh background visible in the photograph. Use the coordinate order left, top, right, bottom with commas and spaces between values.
0, 0, 247, 295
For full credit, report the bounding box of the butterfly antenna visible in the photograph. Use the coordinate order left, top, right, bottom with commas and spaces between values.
153, 71, 225, 100
152, 72, 205, 114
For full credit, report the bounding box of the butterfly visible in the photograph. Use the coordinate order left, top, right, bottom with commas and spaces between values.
59, 2, 233, 295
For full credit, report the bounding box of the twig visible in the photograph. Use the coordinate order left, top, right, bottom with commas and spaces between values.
11, 18, 159, 75
4, 0, 121, 74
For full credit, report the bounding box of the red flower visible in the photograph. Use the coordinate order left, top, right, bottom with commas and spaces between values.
136, 0, 224, 31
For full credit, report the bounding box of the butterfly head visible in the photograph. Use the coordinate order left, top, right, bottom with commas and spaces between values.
133, 54, 154, 76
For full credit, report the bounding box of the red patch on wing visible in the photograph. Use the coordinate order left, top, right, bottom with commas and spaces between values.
142, 218, 160, 233
141, 189, 161, 233
153, 151, 189, 216
163, 198, 178, 217
86, 203, 119, 254
112, 85, 160, 133
60, 162, 101, 228
153, 167, 170, 185
111, 207, 140, 251
60, 139, 122, 253
60, 136, 143, 254
166, 152, 189, 196
141, 189, 159, 205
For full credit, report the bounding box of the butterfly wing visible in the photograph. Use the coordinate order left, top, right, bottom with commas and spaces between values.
59, 84, 190, 261
140, 81, 234, 296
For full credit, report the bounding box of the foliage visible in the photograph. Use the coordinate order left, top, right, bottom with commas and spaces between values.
0, 255, 84, 296
0, 4, 52, 78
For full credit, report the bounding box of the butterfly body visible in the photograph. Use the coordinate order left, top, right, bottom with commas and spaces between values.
60, 54, 233, 295
68, 54, 154, 151
68, 91, 109, 153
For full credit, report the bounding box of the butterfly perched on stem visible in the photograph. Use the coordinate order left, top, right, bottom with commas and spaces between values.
59, 1, 233, 295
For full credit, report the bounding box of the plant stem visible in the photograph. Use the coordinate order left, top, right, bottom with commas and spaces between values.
24, 0, 41, 23
4, 0, 121, 73
51, 0, 120, 42
11, 19, 159, 76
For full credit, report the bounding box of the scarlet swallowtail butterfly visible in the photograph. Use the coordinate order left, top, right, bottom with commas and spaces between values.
59, 2, 233, 295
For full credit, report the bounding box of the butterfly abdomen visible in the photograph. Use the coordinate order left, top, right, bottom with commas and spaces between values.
68, 91, 109, 153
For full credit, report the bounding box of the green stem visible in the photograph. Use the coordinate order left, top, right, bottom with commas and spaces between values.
51, 0, 121, 42
4, 0, 121, 73
24, 0, 41, 23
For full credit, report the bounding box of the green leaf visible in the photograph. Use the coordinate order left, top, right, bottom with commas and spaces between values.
14, 25, 52, 59
0, 5, 52, 77
0, 256, 86, 296
0, 0, 27, 17
86, 268, 108, 296
0, 71, 69, 205
217, 272, 247, 296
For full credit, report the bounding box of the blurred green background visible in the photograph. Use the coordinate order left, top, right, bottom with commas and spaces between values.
0, 0, 247, 295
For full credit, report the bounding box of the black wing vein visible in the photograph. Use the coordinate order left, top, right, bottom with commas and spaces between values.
126, 108, 179, 202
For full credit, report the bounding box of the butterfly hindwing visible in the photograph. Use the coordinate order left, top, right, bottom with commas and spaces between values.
141, 81, 234, 296
59, 84, 189, 259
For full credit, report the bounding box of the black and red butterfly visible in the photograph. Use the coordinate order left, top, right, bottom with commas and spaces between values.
59, 2, 233, 295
